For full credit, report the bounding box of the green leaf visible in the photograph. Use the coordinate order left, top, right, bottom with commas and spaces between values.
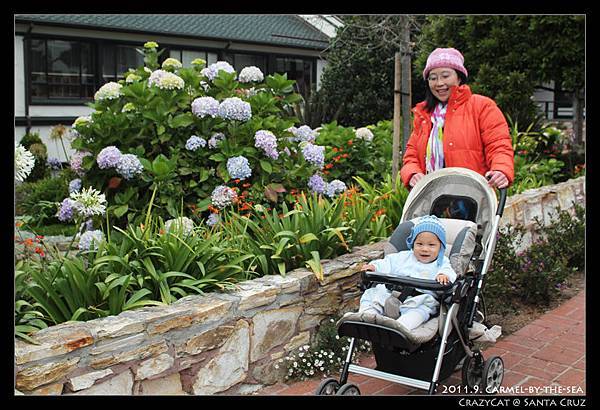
170, 113, 195, 128
299, 233, 319, 244
113, 205, 129, 218
260, 160, 273, 174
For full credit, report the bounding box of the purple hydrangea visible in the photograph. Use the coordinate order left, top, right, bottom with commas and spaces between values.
47, 157, 63, 170
57, 198, 76, 222
292, 125, 318, 143
96, 146, 122, 169
69, 178, 82, 194
211, 185, 238, 209
301, 143, 325, 169
70, 151, 92, 176
254, 130, 279, 159
185, 135, 207, 151
191, 97, 220, 118
116, 154, 144, 180
226, 156, 252, 180
325, 179, 347, 198
78, 229, 105, 251
208, 132, 226, 149
201, 61, 236, 81
218, 97, 252, 121
206, 213, 221, 227
308, 174, 327, 194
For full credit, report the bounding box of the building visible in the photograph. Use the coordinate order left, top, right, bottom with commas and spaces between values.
14, 14, 340, 159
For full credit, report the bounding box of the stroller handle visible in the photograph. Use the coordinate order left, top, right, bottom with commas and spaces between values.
497, 188, 508, 217
362, 271, 455, 292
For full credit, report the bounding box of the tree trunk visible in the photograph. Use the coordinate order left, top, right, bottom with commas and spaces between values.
572, 87, 585, 151
392, 52, 402, 184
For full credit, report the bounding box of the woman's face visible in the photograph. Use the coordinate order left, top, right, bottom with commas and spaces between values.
427, 68, 461, 103
413, 231, 442, 264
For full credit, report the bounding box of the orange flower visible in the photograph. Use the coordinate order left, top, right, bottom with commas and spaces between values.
24, 238, 34, 247
332, 147, 339, 153
325, 163, 334, 169
242, 183, 252, 188
323, 170, 330, 175
342, 153, 349, 158
159, 229, 165, 235
234, 179, 241, 184
15, 221, 23, 228
347, 140, 353, 146
334, 155, 342, 162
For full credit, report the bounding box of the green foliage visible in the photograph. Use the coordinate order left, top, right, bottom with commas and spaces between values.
485, 204, 585, 313
414, 16, 585, 127
15, 170, 75, 225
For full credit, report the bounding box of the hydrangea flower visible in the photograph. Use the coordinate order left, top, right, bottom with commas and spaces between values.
292, 125, 318, 143
57, 198, 76, 222
206, 213, 221, 227
15, 144, 35, 182
211, 185, 238, 209
78, 230, 105, 251
239, 66, 264, 83
227, 156, 252, 180
69, 178, 82, 194
122, 102, 136, 113
94, 82, 122, 101
70, 187, 107, 218
325, 179, 347, 198
201, 61, 236, 81
191, 96, 220, 118
301, 143, 325, 169
72, 115, 92, 129
47, 157, 62, 170
218, 97, 252, 121
144, 41, 159, 49
191, 58, 206, 68
308, 174, 327, 194
148, 69, 184, 90
116, 154, 144, 180
125, 73, 142, 83
161, 57, 182, 70
79, 219, 94, 232
208, 132, 226, 149
70, 151, 93, 176
355, 127, 374, 142
96, 146, 122, 169
254, 130, 279, 159
185, 135, 207, 151
164, 217, 195, 236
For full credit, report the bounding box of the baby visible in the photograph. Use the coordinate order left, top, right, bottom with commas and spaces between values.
359, 215, 456, 330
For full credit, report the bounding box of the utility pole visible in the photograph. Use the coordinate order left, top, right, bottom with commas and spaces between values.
401, 22, 412, 156
392, 52, 402, 184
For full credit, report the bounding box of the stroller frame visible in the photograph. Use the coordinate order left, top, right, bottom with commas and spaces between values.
329, 170, 508, 396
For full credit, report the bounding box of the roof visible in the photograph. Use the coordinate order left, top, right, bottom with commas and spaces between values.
14, 14, 331, 50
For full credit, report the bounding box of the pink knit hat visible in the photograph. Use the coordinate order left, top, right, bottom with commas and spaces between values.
422, 48, 468, 80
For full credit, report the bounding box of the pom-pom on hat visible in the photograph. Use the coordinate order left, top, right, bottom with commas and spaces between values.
422, 47, 468, 80
406, 215, 447, 266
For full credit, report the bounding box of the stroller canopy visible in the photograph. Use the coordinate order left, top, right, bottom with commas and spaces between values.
401, 168, 498, 257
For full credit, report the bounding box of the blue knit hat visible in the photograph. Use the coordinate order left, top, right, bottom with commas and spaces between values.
406, 215, 447, 266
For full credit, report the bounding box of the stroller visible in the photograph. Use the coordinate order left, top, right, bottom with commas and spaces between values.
315, 168, 507, 396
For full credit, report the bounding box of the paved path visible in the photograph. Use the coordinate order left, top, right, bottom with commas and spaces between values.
255, 291, 586, 396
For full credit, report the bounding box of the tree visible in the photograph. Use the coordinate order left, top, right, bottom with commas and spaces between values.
414, 15, 585, 146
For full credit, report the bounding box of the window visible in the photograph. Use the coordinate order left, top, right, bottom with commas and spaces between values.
102, 44, 144, 83
29, 38, 96, 101
169, 49, 218, 68
274, 57, 313, 97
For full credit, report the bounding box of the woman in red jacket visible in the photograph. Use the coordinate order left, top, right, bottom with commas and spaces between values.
400, 48, 514, 189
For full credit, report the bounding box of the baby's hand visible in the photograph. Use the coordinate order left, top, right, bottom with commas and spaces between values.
435, 273, 450, 285
361, 264, 376, 272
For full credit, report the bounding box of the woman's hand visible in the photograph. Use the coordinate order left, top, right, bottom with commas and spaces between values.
361, 264, 376, 272
485, 170, 509, 188
409, 172, 425, 187
435, 273, 450, 285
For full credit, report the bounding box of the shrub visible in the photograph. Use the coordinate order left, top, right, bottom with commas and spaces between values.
19, 131, 49, 182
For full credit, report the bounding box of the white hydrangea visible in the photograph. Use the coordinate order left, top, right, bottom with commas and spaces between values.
148, 69, 185, 90
15, 143, 35, 182
355, 127, 374, 142
238, 66, 264, 83
161, 58, 183, 70
164, 217, 195, 236
94, 82, 122, 101
201, 61, 236, 81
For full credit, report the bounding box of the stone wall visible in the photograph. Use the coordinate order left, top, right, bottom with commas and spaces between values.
14, 177, 585, 395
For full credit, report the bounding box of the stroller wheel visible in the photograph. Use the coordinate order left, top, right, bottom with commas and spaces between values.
336, 383, 361, 396
481, 356, 504, 394
315, 378, 340, 395
461, 354, 484, 392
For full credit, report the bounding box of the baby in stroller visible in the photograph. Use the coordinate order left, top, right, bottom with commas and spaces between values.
359, 215, 457, 331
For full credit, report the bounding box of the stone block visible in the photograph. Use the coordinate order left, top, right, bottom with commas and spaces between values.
29, 382, 64, 395
135, 353, 175, 380
16, 356, 80, 391
250, 307, 302, 362
72, 370, 134, 395
176, 323, 236, 357
88, 315, 146, 340
89, 340, 168, 370
191, 320, 250, 395
139, 373, 186, 395
229, 282, 278, 311
67, 368, 114, 391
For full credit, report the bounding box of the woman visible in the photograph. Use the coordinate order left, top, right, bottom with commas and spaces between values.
400, 47, 514, 189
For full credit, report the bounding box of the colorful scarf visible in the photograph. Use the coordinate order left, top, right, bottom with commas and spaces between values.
426, 102, 447, 174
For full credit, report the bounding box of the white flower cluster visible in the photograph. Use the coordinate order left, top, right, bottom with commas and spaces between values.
15, 143, 36, 182
211, 185, 238, 209
69, 186, 107, 218
94, 82, 122, 101
280, 344, 343, 381
164, 217, 195, 236
148, 69, 185, 90
78, 229, 105, 251
201, 61, 236, 81
161, 57, 183, 70
238, 66, 264, 83
355, 127, 374, 142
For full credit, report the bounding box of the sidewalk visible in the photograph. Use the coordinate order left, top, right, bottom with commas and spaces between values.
256, 290, 586, 396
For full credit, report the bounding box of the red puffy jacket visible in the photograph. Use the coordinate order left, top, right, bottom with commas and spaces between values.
400, 84, 514, 188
